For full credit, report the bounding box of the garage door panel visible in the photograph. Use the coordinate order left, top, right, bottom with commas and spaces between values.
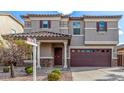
70, 49, 111, 67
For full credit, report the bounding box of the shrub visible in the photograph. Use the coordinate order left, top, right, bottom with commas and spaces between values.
48, 72, 60, 81
51, 69, 61, 75
25, 66, 33, 75
3, 67, 9, 73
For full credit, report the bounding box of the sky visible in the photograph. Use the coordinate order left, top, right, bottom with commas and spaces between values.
1, 11, 124, 44
0, 0, 124, 92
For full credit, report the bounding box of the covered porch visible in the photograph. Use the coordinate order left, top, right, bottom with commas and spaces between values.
37, 40, 68, 68
5, 31, 71, 68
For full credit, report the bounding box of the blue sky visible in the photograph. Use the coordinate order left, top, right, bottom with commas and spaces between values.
1, 11, 124, 44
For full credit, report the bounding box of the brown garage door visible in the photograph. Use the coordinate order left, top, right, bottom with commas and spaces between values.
70, 49, 111, 67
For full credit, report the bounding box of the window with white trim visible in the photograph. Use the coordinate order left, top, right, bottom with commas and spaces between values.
73, 22, 80, 35
97, 21, 107, 32
42, 20, 49, 28
40, 20, 51, 28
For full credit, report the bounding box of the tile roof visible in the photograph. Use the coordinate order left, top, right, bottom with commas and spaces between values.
27, 11, 61, 15
3, 31, 71, 40
69, 11, 123, 18
83, 15, 122, 18
21, 11, 62, 18
117, 44, 124, 49
21, 11, 122, 19
27, 13, 62, 17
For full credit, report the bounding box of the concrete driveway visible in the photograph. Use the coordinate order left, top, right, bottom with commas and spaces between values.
71, 67, 124, 81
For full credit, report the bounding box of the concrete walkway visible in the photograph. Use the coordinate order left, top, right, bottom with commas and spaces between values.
71, 67, 124, 81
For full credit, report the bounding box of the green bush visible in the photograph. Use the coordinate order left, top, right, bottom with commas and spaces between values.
3, 67, 9, 73
51, 69, 61, 75
25, 66, 33, 75
48, 72, 60, 81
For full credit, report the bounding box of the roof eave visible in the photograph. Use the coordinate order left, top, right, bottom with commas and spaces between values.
2, 31, 71, 40
83, 15, 122, 19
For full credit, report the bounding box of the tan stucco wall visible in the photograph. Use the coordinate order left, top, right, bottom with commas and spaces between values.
23, 16, 120, 47
84, 21, 119, 44
0, 15, 23, 34
40, 43, 64, 62
70, 36, 84, 46
40, 43, 53, 57
31, 20, 60, 33
40, 43, 64, 56
69, 20, 85, 46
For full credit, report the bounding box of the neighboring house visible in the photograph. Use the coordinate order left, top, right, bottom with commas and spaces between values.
117, 44, 124, 66
7, 11, 122, 68
0, 13, 23, 35
117, 44, 124, 54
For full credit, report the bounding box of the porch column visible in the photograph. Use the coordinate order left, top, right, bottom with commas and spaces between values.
37, 42, 41, 68
63, 42, 67, 68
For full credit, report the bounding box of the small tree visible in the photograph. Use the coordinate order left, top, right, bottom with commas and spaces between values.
0, 37, 32, 78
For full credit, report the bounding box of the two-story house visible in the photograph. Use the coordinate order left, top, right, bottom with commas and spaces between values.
0, 13, 23, 35
8, 12, 122, 68
0, 13, 23, 48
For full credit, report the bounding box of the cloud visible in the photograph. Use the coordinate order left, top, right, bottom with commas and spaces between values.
119, 26, 124, 36
119, 29, 124, 35
58, 10, 72, 14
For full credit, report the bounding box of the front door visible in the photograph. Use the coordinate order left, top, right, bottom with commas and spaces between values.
54, 48, 62, 66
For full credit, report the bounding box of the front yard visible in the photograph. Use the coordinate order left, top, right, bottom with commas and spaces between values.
1, 66, 124, 81
0, 66, 72, 81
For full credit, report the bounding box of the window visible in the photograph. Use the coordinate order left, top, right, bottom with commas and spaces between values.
25, 21, 31, 28
40, 20, 51, 28
42, 20, 48, 28
96, 49, 100, 52
73, 22, 80, 28
73, 28, 80, 35
97, 21, 107, 31
102, 50, 105, 52
85, 50, 91, 53
81, 49, 95, 53
106, 50, 110, 53
73, 22, 80, 35
81, 50, 85, 52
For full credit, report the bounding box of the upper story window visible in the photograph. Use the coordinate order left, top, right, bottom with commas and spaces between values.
40, 20, 51, 28
97, 21, 107, 32
73, 22, 80, 35
60, 21, 68, 27
25, 21, 31, 28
